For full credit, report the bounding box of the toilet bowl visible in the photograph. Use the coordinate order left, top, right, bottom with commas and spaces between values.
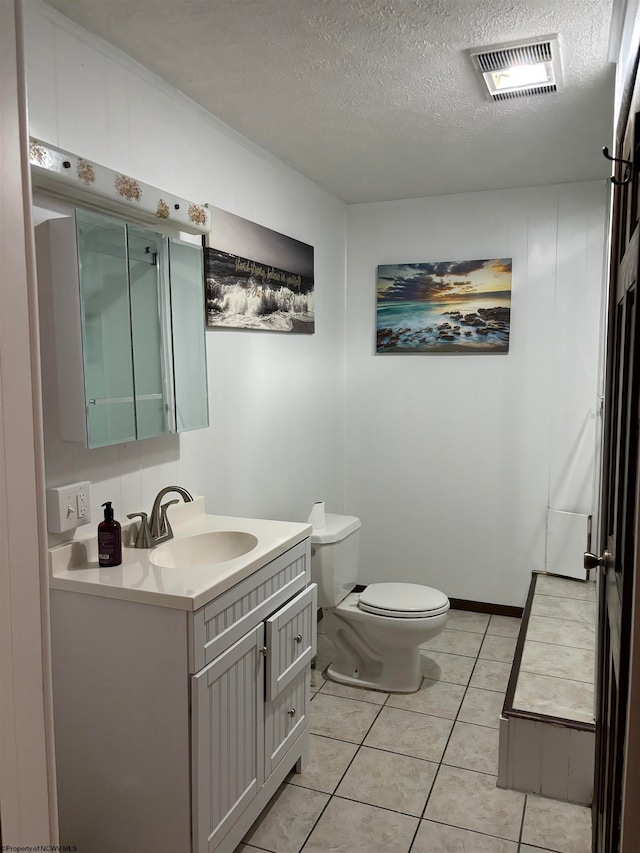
310, 513, 449, 693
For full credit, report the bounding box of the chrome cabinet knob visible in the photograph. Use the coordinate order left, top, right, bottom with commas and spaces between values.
288, 708, 296, 717
294, 634, 303, 643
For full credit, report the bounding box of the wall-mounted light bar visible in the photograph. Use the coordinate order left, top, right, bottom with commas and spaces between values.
29, 137, 210, 235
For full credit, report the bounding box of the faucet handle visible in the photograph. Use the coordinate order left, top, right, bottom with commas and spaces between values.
159, 500, 179, 539
126, 512, 154, 549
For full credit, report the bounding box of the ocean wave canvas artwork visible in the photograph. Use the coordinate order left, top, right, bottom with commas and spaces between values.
205, 205, 314, 333
376, 258, 512, 354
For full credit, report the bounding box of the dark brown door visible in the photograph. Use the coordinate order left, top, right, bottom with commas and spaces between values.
592, 53, 640, 853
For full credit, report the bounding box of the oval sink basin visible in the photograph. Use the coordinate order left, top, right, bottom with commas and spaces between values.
150, 531, 258, 569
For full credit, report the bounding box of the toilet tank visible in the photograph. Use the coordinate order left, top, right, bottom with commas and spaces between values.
310, 513, 361, 608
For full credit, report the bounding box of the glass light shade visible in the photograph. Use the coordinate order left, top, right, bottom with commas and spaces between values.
486, 61, 554, 93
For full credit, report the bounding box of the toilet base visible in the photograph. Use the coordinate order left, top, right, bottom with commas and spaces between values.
322, 595, 448, 694
326, 646, 422, 693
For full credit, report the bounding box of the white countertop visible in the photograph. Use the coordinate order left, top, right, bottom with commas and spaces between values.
48, 497, 312, 611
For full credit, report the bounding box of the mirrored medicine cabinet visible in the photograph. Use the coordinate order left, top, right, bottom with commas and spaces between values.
35, 207, 209, 448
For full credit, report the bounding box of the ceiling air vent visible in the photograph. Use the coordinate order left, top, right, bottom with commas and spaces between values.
469, 35, 563, 102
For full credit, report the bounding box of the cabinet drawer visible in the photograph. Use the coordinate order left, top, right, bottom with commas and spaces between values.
264, 668, 309, 780
265, 584, 317, 701
190, 539, 309, 673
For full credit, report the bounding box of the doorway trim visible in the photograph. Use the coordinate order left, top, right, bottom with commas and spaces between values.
0, 0, 57, 843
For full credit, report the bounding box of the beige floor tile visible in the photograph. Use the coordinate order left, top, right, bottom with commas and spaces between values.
520, 848, 557, 853
421, 628, 484, 657
420, 650, 476, 685
424, 765, 525, 841
527, 615, 596, 650
413, 820, 518, 852
243, 783, 329, 853
287, 734, 358, 794
443, 720, 500, 775
446, 609, 491, 633
487, 615, 522, 638
309, 693, 381, 743
480, 634, 517, 663
531, 595, 596, 625
470, 659, 512, 693
302, 796, 418, 853
363, 706, 453, 762
514, 672, 594, 723
535, 575, 597, 601
317, 677, 388, 704
335, 746, 437, 816
234, 845, 263, 852
522, 794, 592, 853
521, 640, 595, 683
458, 687, 505, 729
386, 677, 465, 720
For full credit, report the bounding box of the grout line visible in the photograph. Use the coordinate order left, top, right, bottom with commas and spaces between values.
533, 591, 597, 602
518, 667, 595, 685
298, 694, 388, 853
295, 789, 332, 853
518, 793, 528, 850
523, 635, 597, 649
296, 620, 531, 853
412, 617, 505, 848
522, 638, 595, 652
419, 815, 523, 845
417, 622, 488, 817
353, 743, 441, 763
331, 791, 425, 819
529, 612, 595, 627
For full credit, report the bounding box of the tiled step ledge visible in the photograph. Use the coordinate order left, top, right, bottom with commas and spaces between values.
498, 571, 597, 806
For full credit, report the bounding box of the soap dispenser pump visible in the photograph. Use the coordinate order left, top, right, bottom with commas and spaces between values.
98, 501, 122, 567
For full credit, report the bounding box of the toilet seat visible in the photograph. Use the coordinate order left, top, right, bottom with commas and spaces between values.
357, 582, 449, 618
358, 583, 449, 617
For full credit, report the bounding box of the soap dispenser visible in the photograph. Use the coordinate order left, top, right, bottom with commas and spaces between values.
98, 501, 122, 567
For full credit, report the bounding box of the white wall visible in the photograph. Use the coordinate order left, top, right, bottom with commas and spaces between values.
345, 182, 607, 606
24, 1, 346, 535
23, 4, 608, 608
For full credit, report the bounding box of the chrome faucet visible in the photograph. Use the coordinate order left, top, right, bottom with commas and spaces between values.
127, 485, 193, 548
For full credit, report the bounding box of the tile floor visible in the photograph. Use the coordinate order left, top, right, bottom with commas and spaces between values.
514, 575, 597, 723
239, 609, 592, 853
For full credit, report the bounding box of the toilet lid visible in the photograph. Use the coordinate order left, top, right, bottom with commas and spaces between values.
358, 583, 449, 618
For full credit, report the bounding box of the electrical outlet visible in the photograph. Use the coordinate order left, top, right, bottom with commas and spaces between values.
77, 489, 88, 519
46, 481, 91, 533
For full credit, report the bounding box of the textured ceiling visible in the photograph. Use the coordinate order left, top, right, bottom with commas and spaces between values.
43, 0, 616, 203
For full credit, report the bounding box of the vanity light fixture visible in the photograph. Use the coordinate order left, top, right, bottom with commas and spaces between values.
469, 35, 564, 101
28, 137, 210, 235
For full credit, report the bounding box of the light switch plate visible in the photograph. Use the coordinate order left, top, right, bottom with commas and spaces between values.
46, 481, 91, 533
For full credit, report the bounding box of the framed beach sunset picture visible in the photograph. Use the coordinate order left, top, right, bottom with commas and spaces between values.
376, 258, 512, 354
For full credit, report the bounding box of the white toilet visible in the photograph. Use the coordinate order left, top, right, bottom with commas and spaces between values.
311, 513, 450, 693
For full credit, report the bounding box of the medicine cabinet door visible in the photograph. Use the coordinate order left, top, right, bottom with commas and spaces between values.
168, 238, 209, 432
76, 209, 136, 447
127, 226, 175, 440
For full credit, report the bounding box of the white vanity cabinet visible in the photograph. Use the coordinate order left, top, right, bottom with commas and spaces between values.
50, 538, 315, 853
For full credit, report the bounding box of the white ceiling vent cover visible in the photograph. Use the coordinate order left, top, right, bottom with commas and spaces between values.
469, 35, 563, 102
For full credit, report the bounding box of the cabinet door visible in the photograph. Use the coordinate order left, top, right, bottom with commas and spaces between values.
75, 209, 136, 447
168, 238, 209, 432
192, 625, 264, 853
265, 584, 317, 701
127, 225, 175, 439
